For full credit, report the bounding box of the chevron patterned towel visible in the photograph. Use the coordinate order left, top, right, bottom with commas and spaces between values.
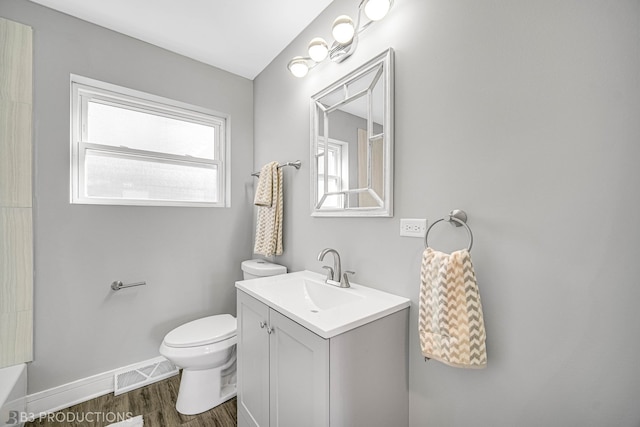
253, 162, 283, 257
419, 247, 487, 368
254, 161, 277, 207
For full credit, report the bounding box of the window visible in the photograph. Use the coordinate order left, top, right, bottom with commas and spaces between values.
70, 75, 230, 207
316, 138, 349, 209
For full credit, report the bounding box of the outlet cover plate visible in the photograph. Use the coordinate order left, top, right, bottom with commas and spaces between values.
400, 218, 427, 238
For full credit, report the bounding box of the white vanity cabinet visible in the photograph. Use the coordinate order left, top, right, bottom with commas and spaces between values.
237, 290, 270, 427
236, 289, 409, 427
237, 290, 328, 427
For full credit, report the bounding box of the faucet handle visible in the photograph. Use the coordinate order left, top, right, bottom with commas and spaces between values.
341, 271, 355, 288
321, 265, 334, 281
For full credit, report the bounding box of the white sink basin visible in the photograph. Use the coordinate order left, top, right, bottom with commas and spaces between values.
266, 276, 365, 311
236, 270, 410, 338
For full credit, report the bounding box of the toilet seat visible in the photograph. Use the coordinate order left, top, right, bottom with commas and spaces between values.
164, 314, 236, 348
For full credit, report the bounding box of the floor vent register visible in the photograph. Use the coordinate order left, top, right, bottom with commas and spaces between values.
114, 357, 179, 395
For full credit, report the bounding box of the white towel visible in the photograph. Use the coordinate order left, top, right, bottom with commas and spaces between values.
253, 162, 283, 256
419, 247, 487, 368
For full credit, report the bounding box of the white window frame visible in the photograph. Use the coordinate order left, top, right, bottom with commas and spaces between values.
70, 74, 230, 207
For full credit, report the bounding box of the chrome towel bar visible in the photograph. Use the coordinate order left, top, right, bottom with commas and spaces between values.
251, 160, 302, 177
111, 280, 146, 291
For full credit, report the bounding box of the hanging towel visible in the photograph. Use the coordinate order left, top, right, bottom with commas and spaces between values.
419, 247, 487, 368
254, 162, 275, 207
253, 162, 283, 257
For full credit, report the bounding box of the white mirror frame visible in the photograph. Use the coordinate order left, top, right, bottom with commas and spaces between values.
310, 48, 394, 217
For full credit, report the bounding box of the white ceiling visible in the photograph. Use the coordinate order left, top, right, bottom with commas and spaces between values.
28, 0, 334, 80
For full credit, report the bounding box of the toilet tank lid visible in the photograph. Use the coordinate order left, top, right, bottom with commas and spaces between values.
164, 314, 236, 348
241, 259, 287, 276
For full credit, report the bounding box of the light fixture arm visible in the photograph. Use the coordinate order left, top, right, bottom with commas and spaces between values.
329, 36, 358, 63
356, 0, 372, 31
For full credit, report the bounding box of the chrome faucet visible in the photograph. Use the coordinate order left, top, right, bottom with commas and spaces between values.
317, 248, 354, 288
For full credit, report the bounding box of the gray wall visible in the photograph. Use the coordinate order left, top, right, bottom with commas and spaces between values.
1, 0, 254, 393
254, 0, 640, 426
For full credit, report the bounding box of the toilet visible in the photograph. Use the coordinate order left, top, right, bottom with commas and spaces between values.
159, 259, 287, 415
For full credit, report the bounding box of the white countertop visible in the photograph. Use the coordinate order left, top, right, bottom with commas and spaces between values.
236, 270, 410, 339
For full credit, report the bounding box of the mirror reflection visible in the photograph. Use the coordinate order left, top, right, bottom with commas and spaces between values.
311, 49, 393, 217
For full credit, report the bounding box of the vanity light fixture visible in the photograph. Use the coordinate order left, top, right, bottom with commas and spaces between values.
364, 0, 392, 21
288, 56, 310, 78
308, 37, 329, 62
287, 0, 393, 77
332, 15, 356, 44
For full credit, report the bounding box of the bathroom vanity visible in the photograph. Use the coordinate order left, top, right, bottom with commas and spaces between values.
236, 270, 410, 427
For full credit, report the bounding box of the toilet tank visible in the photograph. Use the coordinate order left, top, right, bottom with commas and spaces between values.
241, 259, 287, 280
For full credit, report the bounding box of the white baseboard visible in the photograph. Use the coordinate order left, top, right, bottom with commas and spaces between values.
26, 356, 176, 416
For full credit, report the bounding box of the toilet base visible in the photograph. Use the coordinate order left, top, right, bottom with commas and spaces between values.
176, 366, 237, 415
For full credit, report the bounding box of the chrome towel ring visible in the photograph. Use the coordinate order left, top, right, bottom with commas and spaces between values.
424, 209, 474, 251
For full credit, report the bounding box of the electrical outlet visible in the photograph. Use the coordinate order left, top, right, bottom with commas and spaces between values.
400, 218, 427, 237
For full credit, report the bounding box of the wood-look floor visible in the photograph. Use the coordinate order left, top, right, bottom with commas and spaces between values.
25, 374, 237, 427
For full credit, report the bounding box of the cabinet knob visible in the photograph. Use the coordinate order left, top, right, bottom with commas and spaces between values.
260, 321, 267, 329
266, 326, 274, 335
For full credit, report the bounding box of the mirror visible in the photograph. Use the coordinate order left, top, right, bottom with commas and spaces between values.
310, 49, 394, 217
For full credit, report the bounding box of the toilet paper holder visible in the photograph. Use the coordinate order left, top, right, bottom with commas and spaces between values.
111, 280, 147, 291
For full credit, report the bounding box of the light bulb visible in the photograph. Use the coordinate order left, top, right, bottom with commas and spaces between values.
308, 37, 329, 62
332, 15, 355, 44
364, 0, 391, 21
287, 57, 309, 78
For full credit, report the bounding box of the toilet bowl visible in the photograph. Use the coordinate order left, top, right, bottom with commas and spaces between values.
159, 314, 237, 415
159, 259, 286, 415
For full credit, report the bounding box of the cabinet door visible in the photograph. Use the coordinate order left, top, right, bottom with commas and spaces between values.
237, 291, 270, 427
269, 309, 329, 427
